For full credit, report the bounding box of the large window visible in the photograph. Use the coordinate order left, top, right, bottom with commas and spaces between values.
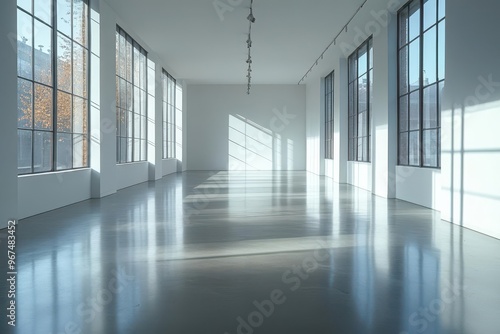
175, 82, 183, 161
17, 0, 89, 174
162, 70, 176, 159
398, 0, 445, 168
116, 26, 148, 163
162, 70, 183, 160
325, 71, 334, 160
348, 37, 373, 162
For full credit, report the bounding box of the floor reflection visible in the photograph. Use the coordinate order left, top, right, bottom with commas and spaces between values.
4, 171, 500, 333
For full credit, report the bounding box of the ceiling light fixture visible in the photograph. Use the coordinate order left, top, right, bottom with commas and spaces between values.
297, 0, 369, 85
247, 12, 256, 23
246, 0, 255, 94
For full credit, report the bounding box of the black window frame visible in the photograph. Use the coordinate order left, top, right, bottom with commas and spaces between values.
348, 37, 373, 162
397, 0, 445, 168
324, 71, 335, 160
116, 25, 148, 164
16, 0, 91, 175
162, 69, 176, 159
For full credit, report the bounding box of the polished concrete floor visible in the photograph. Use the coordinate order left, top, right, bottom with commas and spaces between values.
1, 171, 500, 334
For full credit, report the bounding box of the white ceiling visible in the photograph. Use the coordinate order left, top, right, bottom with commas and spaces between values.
103, 0, 366, 84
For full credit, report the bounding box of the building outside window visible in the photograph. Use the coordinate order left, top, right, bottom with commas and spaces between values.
325, 71, 334, 160
116, 26, 148, 163
397, 0, 445, 168
348, 37, 373, 162
17, 0, 90, 174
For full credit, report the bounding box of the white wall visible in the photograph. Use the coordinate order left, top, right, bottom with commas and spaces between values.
395, 166, 441, 210
0, 0, 19, 228
186, 85, 306, 171
306, 79, 323, 175
18, 170, 91, 219
441, 0, 500, 238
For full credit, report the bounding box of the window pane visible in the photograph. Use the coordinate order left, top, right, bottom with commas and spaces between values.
349, 138, 355, 161
34, 84, 53, 130
423, 0, 437, 30
57, 90, 72, 132
399, 45, 409, 95
399, 133, 409, 165
57, 33, 72, 92
17, 10, 33, 79
353, 80, 358, 115
120, 138, 127, 163
369, 69, 373, 110
423, 129, 438, 167
133, 48, 140, 86
358, 74, 368, 112
57, 133, 72, 169
141, 116, 147, 141
18, 0, 32, 13
368, 39, 373, 70
57, 0, 72, 37
73, 96, 87, 133
409, 131, 420, 166
73, 43, 87, 97
118, 33, 125, 78
115, 31, 120, 76
34, 0, 52, 24
127, 138, 133, 162
349, 115, 355, 141
73, 0, 88, 47
34, 20, 52, 85
348, 83, 354, 116
139, 90, 146, 117
363, 136, 369, 162
141, 140, 147, 161
34, 131, 53, 172
438, 21, 445, 81
118, 78, 126, 109
349, 56, 357, 83
126, 82, 133, 110
399, 6, 409, 46
409, 91, 420, 130
423, 26, 437, 85
126, 39, 132, 82
358, 44, 368, 76
115, 77, 120, 107
73, 134, 87, 168
438, 81, 444, 113
438, 0, 445, 20
140, 53, 147, 89
409, 39, 420, 90
409, 0, 421, 41
399, 95, 409, 132
134, 87, 140, 118
127, 110, 133, 137
423, 84, 438, 128
358, 111, 367, 137
133, 112, 140, 139
120, 110, 127, 137
18, 130, 33, 174
18, 79, 33, 129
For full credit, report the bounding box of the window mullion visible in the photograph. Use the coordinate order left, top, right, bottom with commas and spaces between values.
30, 10, 35, 174
419, 0, 424, 168
52, 0, 58, 172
